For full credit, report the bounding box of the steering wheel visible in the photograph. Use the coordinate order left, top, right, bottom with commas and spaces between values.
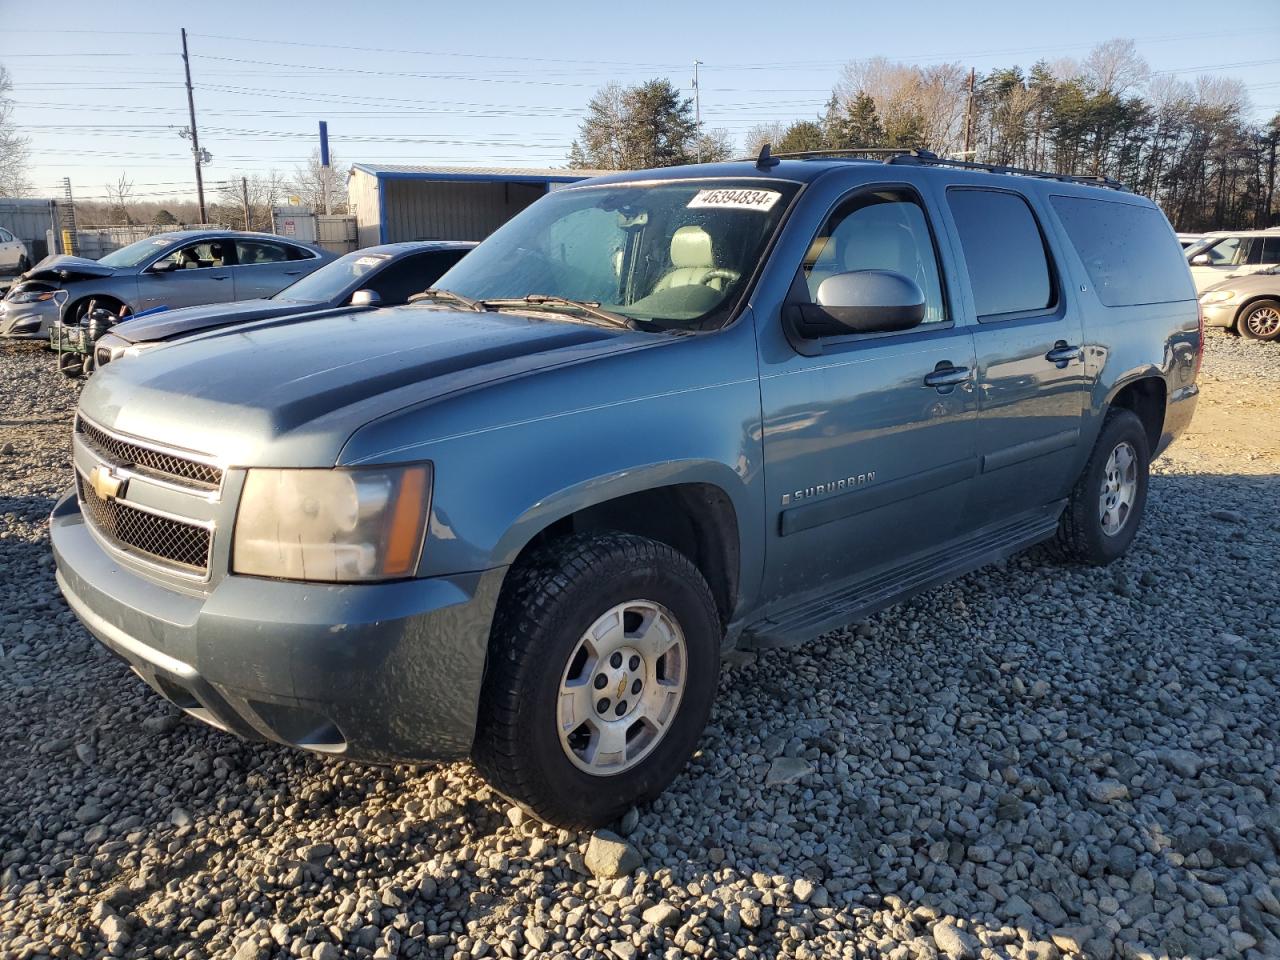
701, 268, 740, 288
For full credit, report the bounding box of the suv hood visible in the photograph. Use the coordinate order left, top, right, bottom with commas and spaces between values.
110, 298, 311, 344
80, 306, 648, 466
24, 254, 116, 283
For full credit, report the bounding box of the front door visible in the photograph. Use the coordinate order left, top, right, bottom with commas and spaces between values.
137, 239, 236, 310
940, 187, 1087, 525
757, 185, 979, 603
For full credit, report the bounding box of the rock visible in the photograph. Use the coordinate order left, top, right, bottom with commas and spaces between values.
299, 843, 333, 862
1209, 509, 1245, 523
609, 943, 637, 960
1031, 893, 1068, 927
765, 757, 813, 785
583, 831, 642, 879
739, 899, 763, 929
313, 944, 340, 960
524, 928, 549, 951
505, 806, 524, 828
618, 807, 640, 836
169, 807, 192, 828
931, 920, 979, 959
793, 877, 815, 903
100, 913, 129, 947
141, 714, 180, 734
1086, 779, 1129, 803
1202, 883, 1228, 908
1051, 926, 1094, 954
75, 803, 106, 824
642, 903, 680, 929
233, 941, 265, 960
1107, 845, 1136, 879
1158, 748, 1203, 778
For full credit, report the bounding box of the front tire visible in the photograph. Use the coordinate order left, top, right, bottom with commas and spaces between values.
1051, 409, 1150, 566
474, 533, 721, 828
1237, 299, 1280, 342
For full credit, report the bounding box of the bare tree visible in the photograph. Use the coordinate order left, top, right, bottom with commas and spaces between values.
742, 121, 787, 157
837, 58, 968, 154
103, 173, 134, 225
0, 65, 31, 197
1083, 38, 1150, 96
290, 150, 348, 214
695, 126, 735, 162
218, 171, 288, 232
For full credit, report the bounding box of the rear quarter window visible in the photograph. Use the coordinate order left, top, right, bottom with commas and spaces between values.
1049, 195, 1195, 306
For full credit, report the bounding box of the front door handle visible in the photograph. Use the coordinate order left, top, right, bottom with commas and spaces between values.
284, 270, 304, 276
923, 364, 972, 389
1046, 341, 1082, 365
211, 274, 230, 281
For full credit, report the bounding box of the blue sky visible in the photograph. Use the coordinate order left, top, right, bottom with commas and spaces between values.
2, 0, 1278, 206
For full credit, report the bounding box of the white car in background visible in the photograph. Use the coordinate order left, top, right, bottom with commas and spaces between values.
1185, 228, 1280, 292
0, 227, 30, 277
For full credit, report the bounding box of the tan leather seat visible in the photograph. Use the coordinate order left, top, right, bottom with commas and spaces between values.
653, 226, 728, 292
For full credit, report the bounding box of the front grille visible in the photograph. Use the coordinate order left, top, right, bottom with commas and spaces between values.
95, 347, 112, 367
76, 418, 222, 491
77, 473, 212, 574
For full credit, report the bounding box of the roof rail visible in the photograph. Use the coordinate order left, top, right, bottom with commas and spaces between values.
734, 145, 1129, 192
887, 152, 1129, 192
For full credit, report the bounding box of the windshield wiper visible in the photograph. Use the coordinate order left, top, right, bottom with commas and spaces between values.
407, 288, 485, 312
484, 294, 633, 330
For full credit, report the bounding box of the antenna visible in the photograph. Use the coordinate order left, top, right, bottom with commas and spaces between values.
755, 144, 781, 170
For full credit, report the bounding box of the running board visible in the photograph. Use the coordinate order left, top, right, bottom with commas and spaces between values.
741, 505, 1063, 649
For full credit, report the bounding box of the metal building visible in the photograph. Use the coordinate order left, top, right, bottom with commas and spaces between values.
0, 198, 62, 263
347, 164, 610, 247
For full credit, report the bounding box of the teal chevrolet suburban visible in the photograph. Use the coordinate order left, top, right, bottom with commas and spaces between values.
50, 149, 1201, 827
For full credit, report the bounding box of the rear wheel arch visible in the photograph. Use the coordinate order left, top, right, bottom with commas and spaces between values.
1106, 376, 1166, 454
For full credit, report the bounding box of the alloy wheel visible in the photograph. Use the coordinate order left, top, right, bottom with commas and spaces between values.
1098, 440, 1138, 536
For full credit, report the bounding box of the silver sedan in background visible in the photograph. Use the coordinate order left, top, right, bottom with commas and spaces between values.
1200, 266, 1280, 342
0, 230, 333, 339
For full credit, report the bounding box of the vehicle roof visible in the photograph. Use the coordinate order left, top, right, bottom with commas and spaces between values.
146, 229, 326, 245
1193, 228, 1280, 237
576, 157, 1149, 203
353, 240, 478, 256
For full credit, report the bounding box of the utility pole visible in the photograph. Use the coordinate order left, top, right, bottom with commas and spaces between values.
962, 67, 976, 159
693, 60, 703, 161
181, 28, 207, 224
241, 176, 251, 231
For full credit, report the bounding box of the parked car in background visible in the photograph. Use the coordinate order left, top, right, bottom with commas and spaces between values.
0, 230, 333, 339
1185, 228, 1280, 292
1176, 232, 1204, 249
1200, 265, 1280, 341
52, 153, 1199, 827
92, 241, 475, 369
0, 226, 30, 277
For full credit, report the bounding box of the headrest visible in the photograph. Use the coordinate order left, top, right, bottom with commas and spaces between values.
670, 226, 713, 269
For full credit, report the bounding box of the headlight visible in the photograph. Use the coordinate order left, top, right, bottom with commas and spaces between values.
232, 465, 431, 582
7, 288, 58, 304
1200, 290, 1235, 304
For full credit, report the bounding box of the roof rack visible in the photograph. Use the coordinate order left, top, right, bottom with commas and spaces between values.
745, 144, 1129, 192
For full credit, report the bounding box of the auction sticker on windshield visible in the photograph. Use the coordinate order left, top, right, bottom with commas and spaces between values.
688, 188, 781, 211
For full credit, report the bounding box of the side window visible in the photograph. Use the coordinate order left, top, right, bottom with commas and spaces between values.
0, 228, 12, 242
285, 244, 315, 261
803, 189, 948, 324
154, 240, 231, 270
365, 255, 452, 305
1202, 237, 1242, 265
1049, 195, 1195, 306
236, 240, 292, 265
1262, 237, 1280, 266
947, 188, 1054, 319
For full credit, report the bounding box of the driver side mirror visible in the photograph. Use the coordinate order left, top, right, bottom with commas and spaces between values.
1190, 254, 1211, 266
794, 270, 926, 338
350, 289, 382, 307
149, 260, 178, 274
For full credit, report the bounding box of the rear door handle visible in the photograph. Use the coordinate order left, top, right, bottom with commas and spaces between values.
1046, 342, 1082, 364
923, 365, 972, 388
284, 270, 304, 276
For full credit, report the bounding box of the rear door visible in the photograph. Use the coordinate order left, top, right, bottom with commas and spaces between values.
136, 239, 236, 310
233, 240, 318, 300
756, 182, 979, 602
939, 186, 1087, 525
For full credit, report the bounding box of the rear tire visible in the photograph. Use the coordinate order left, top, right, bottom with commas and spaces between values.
1051, 409, 1150, 566
1237, 299, 1280, 342
474, 532, 721, 829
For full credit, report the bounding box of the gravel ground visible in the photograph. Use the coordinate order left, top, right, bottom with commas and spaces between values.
1, 334, 1278, 960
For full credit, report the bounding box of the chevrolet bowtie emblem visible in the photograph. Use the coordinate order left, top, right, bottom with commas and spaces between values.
89, 464, 126, 501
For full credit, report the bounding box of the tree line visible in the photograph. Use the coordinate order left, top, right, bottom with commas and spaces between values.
569, 40, 1279, 232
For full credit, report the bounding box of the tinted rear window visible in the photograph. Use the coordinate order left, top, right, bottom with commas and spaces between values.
1049, 195, 1194, 306
947, 188, 1054, 318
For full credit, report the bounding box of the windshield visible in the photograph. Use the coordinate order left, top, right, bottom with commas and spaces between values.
435, 179, 800, 330
98, 234, 184, 268
274, 250, 391, 302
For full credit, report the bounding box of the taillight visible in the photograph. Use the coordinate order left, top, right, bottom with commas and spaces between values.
1194, 303, 1205, 378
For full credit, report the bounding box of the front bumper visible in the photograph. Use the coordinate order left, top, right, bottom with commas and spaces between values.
0, 299, 58, 339
51, 488, 506, 762
1201, 301, 1238, 330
